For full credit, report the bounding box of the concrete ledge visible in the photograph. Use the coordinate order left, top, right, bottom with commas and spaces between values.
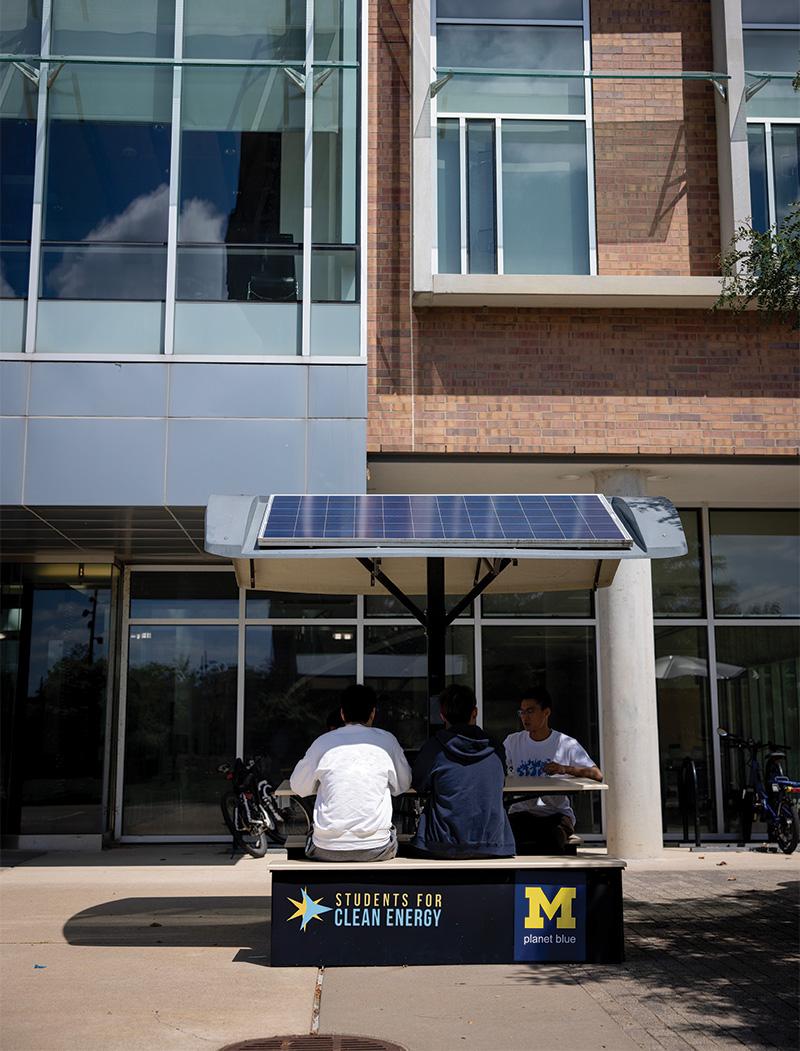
271, 853, 626, 871
8, 834, 104, 852
414, 274, 726, 308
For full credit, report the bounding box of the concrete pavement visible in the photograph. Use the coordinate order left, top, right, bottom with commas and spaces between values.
0, 845, 797, 1051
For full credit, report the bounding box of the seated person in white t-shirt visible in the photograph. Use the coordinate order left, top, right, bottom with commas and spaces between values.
290, 684, 412, 862
503, 686, 602, 855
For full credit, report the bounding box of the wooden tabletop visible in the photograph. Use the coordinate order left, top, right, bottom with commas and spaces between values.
275, 776, 607, 797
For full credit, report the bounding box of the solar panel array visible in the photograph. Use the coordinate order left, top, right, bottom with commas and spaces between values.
259, 495, 631, 547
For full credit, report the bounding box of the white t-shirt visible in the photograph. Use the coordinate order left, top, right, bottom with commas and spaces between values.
502, 729, 596, 823
290, 723, 412, 850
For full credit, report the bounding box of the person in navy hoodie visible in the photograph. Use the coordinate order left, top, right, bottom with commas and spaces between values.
411, 684, 515, 859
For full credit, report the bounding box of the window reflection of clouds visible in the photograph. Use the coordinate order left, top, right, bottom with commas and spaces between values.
712, 511, 800, 617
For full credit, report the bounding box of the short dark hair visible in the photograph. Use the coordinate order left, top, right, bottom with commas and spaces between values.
440, 684, 477, 725
325, 707, 345, 731
518, 686, 553, 714
340, 683, 377, 723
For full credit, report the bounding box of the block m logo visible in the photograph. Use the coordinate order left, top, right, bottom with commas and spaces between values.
524, 886, 577, 929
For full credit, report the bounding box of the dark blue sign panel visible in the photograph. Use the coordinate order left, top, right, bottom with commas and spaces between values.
513, 873, 586, 962
270, 867, 621, 967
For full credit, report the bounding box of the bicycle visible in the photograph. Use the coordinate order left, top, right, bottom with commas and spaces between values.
717, 728, 800, 855
219, 757, 310, 858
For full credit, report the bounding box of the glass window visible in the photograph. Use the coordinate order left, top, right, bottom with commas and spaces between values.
743, 30, 800, 118
312, 69, 358, 246
244, 625, 357, 783
716, 626, 800, 833
177, 67, 305, 303
652, 510, 704, 617
654, 627, 716, 833
41, 64, 172, 300
438, 0, 583, 17
51, 0, 176, 58
311, 249, 357, 301
315, 0, 358, 64
0, 1, 42, 54
467, 120, 496, 274
711, 510, 800, 617
501, 120, 588, 275
747, 124, 770, 233
437, 120, 461, 274
364, 594, 471, 617
364, 624, 474, 753
184, 0, 305, 61
0, 66, 37, 299
130, 572, 239, 619
482, 589, 592, 617
246, 591, 356, 619
436, 25, 584, 116
123, 625, 237, 834
742, 1, 800, 24
481, 625, 600, 832
772, 124, 800, 228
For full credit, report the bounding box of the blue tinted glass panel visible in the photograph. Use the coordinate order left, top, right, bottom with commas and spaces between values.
0, 118, 35, 241
0, 1, 42, 53
772, 123, 800, 228
44, 121, 171, 242
748, 124, 769, 232
467, 121, 496, 274
315, 0, 358, 63
51, 0, 176, 57
0, 245, 30, 297
311, 249, 357, 302
183, 0, 305, 60
176, 246, 301, 302
261, 494, 629, 546
438, 0, 582, 15
742, 0, 800, 21
41, 245, 167, 299
437, 120, 461, 274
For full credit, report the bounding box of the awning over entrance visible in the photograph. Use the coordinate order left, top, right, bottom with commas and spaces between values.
205, 492, 687, 596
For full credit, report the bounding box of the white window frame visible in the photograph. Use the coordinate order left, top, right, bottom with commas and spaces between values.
430, 0, 597, 277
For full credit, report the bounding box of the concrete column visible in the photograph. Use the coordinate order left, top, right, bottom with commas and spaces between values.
594, 469, 663, 859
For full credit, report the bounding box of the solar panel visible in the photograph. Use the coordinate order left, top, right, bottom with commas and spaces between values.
257, 495, 632, 549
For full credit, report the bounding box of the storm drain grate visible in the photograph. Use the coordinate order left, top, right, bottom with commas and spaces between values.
219, 1037, 408, 1051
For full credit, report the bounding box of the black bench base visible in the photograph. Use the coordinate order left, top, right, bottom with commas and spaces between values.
270, 861, 624, 966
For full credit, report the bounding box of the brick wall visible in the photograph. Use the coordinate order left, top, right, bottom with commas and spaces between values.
368, 1, 798, 459
591, 0, 721, 275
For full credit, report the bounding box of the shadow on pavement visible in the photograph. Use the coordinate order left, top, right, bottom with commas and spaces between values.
516, 878, 800, 1048
0, 844, 279, 868
63, 895, 273, 966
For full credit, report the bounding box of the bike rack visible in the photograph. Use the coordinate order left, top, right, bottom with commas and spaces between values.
678, 757, 702, 848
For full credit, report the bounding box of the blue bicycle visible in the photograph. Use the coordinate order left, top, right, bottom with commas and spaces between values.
718, 728, 800, 854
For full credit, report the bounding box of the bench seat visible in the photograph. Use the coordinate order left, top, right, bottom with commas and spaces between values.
269, 852, 625, 967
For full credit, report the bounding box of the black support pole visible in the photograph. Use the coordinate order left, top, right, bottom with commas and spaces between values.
426, 557, 447, 731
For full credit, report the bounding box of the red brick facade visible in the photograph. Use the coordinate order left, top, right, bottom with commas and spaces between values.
367, 0, 800, 459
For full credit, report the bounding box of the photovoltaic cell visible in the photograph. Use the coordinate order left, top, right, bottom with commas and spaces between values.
258, 495, 632, 548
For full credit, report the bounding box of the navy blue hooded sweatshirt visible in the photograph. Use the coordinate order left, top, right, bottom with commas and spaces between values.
411, 724, 515, 858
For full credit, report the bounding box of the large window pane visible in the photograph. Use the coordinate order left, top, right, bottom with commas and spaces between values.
652, 510, 704, 617
40, 245, 167, 300
743, 30, 800, 118
711, 510, 800, 617
501, 120, 588, 274
437, 120, 461, 274
364, 625, 474, 753
244, 625, 357, 783
311, 248, 357, 301
481, 625, 600, 832
747, 124, 769, 233
772, 124, 800, 228
315, 0, 358, 64
716, 626, 800, 833
0, 66, 37, 301
51, 0, 176, 58
482, 589, 592, 617
467, 121, 496, 274
123, 625, 237, 834
437, 25, 584, 116
0, 1, 42, 53
176, 246, 302, 302
313, 69, 358, 246
438, 0, 583, 17
654, 627, 716, 834
246, 591, 356, 619
742, 1, 800, 24
130, 571, 239, 619
184, 0, 305, 61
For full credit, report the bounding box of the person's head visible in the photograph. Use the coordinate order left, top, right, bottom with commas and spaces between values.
517, 686, 552, 737
340, 683, 377, 726
439, 684, 478, 727
325, 707, 345, 732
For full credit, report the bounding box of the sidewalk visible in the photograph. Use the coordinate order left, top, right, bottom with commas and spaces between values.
0, 845, 797, 1051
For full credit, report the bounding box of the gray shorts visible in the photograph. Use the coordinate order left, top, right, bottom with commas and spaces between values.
305, 828, 398, 863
